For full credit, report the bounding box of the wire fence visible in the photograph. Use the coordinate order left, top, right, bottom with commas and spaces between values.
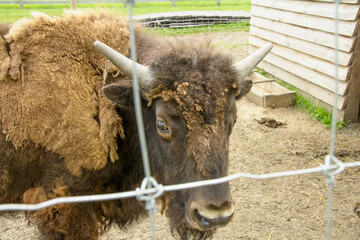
0, 0, 242, 8
0, 0, 251, 25
1, 0, 359, 240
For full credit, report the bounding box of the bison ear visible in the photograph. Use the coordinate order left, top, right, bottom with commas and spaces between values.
235, 80, 253, 100
103, 80, 135, 108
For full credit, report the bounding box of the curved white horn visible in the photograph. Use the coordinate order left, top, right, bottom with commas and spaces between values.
233, 43, 273, 81
94, 41, 152, 88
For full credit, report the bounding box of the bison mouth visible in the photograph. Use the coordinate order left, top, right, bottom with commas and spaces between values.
186, 196, 235, 232
162, 188, 234, 239
195, 209, 212, 229
194, 209, 234, 230
163, 197, 215, 240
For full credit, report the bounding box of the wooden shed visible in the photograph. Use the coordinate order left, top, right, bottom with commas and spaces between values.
249, 0, 360, 122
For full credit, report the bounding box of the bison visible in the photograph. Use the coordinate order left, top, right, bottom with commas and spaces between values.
0, 11, 271, 240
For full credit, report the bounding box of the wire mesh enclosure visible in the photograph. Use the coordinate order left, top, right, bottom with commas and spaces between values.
0, 1, 360, 240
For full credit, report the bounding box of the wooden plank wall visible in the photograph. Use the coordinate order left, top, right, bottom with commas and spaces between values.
249, 0, 360, 122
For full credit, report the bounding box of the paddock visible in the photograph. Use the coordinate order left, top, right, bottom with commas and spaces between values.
0, 30, 359, 239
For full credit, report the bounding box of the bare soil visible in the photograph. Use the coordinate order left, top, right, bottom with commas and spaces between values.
1, 31, 360, 240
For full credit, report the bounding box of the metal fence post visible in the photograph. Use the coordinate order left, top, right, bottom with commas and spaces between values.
19, 0, 24, 9
127, 0, 158, 238
70, 0, 77, 10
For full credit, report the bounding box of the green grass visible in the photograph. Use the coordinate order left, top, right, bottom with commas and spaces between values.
0, 9, 65, 23
0, 0, 251, 23
256, 68, 348, 129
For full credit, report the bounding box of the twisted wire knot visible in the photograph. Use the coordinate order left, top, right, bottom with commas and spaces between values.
136, 177, 164, 212
321, 155, 345, 187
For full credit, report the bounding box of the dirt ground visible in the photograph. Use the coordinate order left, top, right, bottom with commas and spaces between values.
1, 31, 360, 240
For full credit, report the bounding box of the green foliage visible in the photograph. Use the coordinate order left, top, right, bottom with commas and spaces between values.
293, 93, 348, 129
255, 68, 348, 129
0, 0, 251, 23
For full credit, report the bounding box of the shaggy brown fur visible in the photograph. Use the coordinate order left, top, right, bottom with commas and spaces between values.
147, 42, 239, 177
0, 11, 129, 176
0, 11, 148, 239
141, 43, 240, 239
0, 24, 10, 81
0, 11, 251, 240
0, 127, 146, 239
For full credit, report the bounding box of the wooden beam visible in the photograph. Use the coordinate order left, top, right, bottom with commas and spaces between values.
250, 44, 349, 96
290, 88, 346, 121
344, 38, 360, 122
249, 0, 359, 121
256, 60, 347, 111
251, 5, 359, 37
250, 16, 356, 52
251, 0, 360, 21
249, 25, 353, 68
249, 35, 351, 84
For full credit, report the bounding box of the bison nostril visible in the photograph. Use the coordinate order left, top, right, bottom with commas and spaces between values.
208, 200, 232, 211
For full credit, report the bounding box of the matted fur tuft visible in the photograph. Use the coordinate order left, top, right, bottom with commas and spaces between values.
146, 40, 239, 176
0, 11, 129, 176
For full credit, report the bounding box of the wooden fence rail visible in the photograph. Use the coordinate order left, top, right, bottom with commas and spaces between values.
249, 0, 360, 122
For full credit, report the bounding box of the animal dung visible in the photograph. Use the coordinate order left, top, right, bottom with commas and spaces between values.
256, 117, 286, 128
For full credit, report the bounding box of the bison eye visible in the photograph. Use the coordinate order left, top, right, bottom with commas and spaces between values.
157, 120, 170, 134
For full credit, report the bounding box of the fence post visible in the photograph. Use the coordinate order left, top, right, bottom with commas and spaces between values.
172, 0, 175, 7
123, 0, 127, 8
19, 0, 24, 9
70, 0, 76, 10
217, 0, 220, 6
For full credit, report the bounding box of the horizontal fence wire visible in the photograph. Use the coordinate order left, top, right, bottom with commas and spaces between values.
1, 161, 360, 212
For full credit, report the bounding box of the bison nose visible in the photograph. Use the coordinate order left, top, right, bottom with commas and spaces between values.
191, 200, 235, 229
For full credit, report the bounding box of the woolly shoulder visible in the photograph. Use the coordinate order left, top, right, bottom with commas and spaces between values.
0, 35, 10, 81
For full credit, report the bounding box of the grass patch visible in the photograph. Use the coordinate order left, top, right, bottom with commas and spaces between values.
0, 9, 65, 23
0, 0, 251, 23
256, 68, 348, 129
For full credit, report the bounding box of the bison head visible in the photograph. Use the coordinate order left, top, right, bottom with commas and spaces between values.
95, 41, 272, 239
